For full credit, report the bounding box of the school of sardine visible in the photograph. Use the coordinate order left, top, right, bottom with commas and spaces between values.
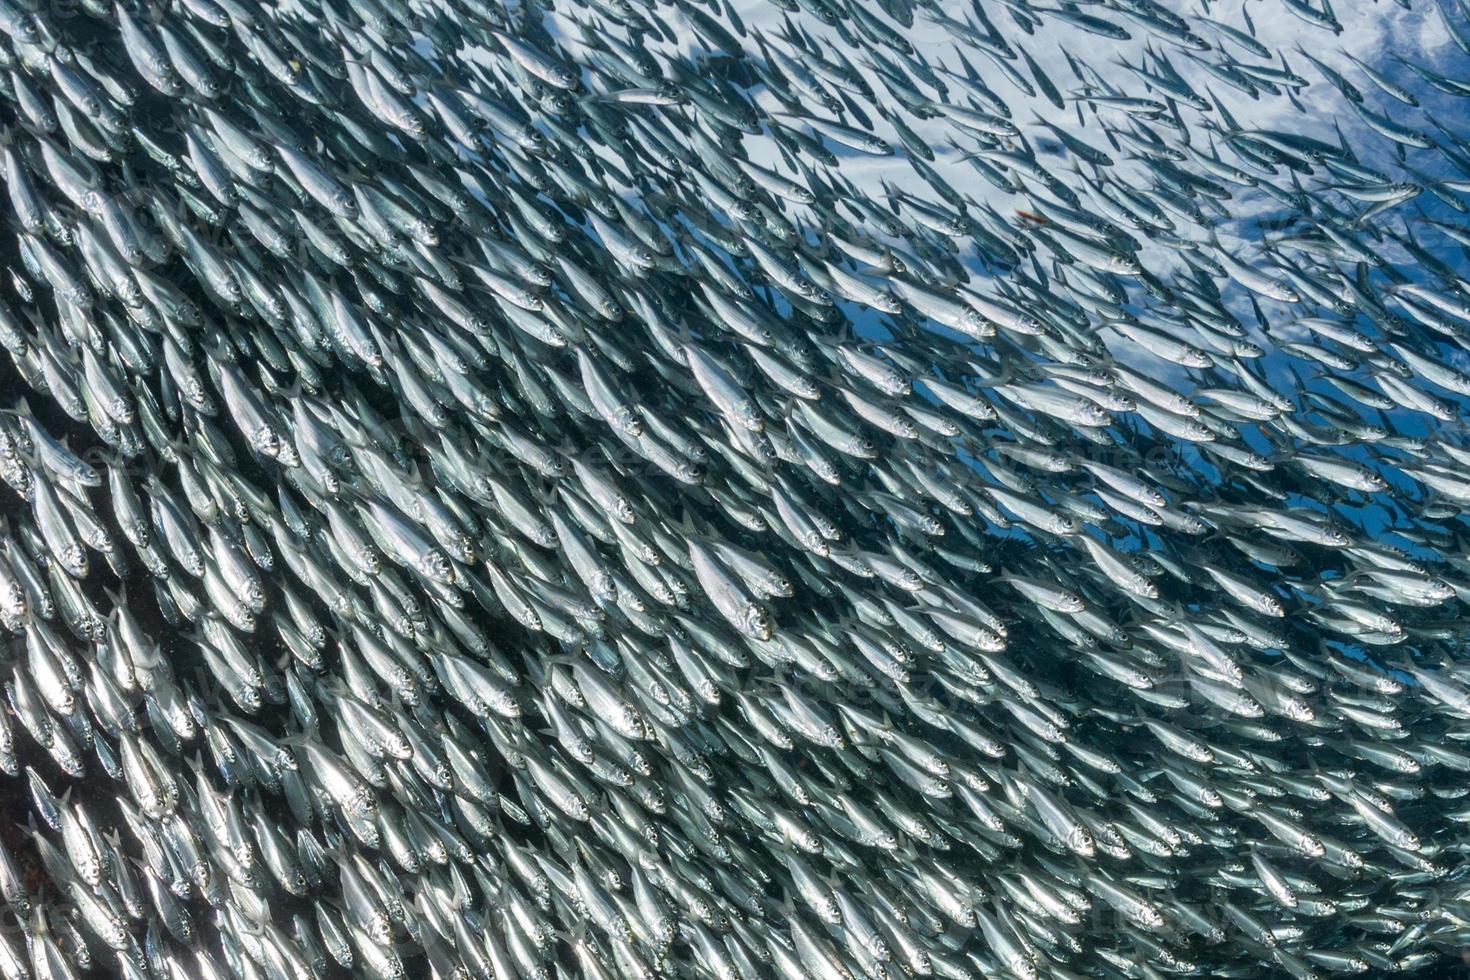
1, 0, 1470, 975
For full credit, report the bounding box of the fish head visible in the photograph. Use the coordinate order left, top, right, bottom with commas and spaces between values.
765, 574, 794, 597
1045, 512, 1079, 536
960, 308, 991, 337
59, 546, 88, 578
1175, 514, 1210, 535
250, 425, 284, 459
273, 443, 301, 470
741, 605, 773, 641
1008, 956, 1040, 980
1113, 254, 1142, 276
1291, 833, 1326, 858
673, 459, 704, 485
791, 377, 822, 400
1283, 698, 1315, 722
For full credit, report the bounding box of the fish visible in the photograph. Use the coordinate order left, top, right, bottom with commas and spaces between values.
0, 0, 1464, 977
